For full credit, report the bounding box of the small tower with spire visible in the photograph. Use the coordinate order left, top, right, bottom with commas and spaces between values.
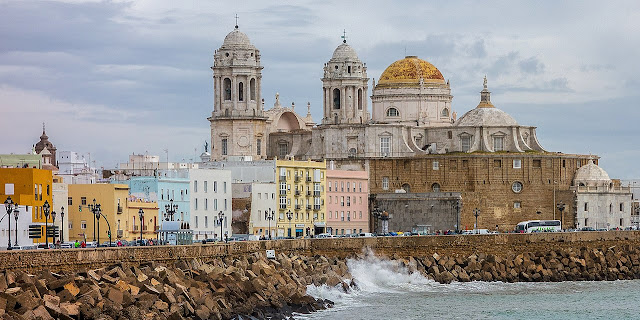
34, 123, 58, 169
477, 76, 494, 108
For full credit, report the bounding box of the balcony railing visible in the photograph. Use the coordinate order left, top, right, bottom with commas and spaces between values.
314, 191, 321, 196
280, 204, 287, 209
314, 205, 321, 210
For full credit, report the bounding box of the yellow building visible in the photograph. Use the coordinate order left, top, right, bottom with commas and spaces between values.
275, 159, 326, 238
0, 168, 53, 245
67, 184, 125, 244
123, 198, 159, 243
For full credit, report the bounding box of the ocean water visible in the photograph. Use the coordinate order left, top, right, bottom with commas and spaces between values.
300, 253, 640, 320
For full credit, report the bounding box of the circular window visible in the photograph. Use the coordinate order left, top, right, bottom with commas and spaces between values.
512, 181, 523, 193
225, 52, 229, 57
335, 65, 339, 70
432, 183, 441, 192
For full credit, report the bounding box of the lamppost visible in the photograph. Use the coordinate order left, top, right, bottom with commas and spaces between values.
371, 205, 381, 234
43, 200, 50, 248
4, 196, 19, 250
286, 210, 293, 238
473, 208, 480, 234
217, 211, 224, 242
452, 200, 461, 234
556, 202, 565, 231
138, 208, 144, 245
165, 199, 178, 221
265, 208, 275, 240
93, 202, 102, 245
59, 206, 65, 244
51, 209, 57, 247
13, 207, 19, 247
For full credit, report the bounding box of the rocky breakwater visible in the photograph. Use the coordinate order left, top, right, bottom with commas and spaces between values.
0, 252, 354, 320
397, 244, 640, 283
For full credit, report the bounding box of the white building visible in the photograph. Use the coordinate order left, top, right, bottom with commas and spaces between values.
118, 153, 198, 177
572, 160, 632, 230
57, 151, 99, 184
52, 177, 69, 242
0, 205, 33, 249
189, 168, 232, 241
248, 182, 277, 238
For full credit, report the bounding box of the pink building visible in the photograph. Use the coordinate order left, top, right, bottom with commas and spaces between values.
326, 169, 369, 235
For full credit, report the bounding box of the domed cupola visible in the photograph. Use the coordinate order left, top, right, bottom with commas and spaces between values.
455, 77, 519, 127
222, 27, 255, 49
574, 159, 611, 187
322, 33, 369, 125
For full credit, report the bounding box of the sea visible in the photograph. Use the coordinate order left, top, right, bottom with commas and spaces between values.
298, 253, 640, 320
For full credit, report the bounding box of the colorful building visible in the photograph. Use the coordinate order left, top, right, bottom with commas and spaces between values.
275, 159, 326, 238
124, 198, 160, 242
67, 184, 151, 244
0, 168, 53, 247
326, 168, 369, 235
189, 168, 232, 241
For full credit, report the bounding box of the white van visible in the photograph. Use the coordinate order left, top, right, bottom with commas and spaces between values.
315, 233, 333, 239
358, 233, 374, 238
463, 229, 490, 235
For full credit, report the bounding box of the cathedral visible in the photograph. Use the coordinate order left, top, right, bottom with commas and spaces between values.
208, 25, 619, 231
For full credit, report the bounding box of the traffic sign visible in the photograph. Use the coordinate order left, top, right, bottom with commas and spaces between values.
28, 225, 42, 239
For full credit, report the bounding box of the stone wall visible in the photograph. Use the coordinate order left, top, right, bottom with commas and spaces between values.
1, 232, 639, 273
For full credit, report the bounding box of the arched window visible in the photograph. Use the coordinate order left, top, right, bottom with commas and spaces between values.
250, 78, 256, 101
432, 183, 440, 192
386, 108, 399, 117
441, 108, 449, 117
357, 88, 363, 110
333, 88, 341, 109
238, 82, 244, 101
223, 78, 231, 101
402, 183, 411, 193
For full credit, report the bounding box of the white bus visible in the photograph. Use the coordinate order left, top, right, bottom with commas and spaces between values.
515, 220, 561, 233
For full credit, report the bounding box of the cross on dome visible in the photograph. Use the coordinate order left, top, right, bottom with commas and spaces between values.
341, 29, 347, 43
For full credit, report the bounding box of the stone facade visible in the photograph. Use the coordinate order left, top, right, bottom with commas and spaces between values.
369, 154, 596, 231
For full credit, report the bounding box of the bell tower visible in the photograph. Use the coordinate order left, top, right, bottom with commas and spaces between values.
321, 33, 369, 125
208, 23, 268, 161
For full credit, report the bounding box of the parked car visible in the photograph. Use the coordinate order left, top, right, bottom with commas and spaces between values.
21, 245, 36, 250
36, 243, 55, 249
60, 242, 74, 249
315, 233, 333, 239
202, 238, 217, 244
359, 233, 374, 238
580, 227, 596, 231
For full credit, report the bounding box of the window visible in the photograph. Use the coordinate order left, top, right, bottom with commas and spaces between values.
346, 197, 351, 207
493, 136, 504, 151
222, 139, 228, 156
341, 211, 344, 221
333, 88, 341, 109
257, 139, 261, 155
358, 88, 363, 110
441, 108, 449, 117
205, 216, 208, 228
513, 159, 522, 169
359, 211, 362, 219
584, 202, 588, 211
195, 198, 198, 210
514, 202, 521, 209
461, 135, 471, 152
223, 78, 231, 100
81, 197, 87, 205
68, 221, 73, 230
280, 197, 287, 209
224, 182, 227, 193
512, 181, 523, 193
224, 199, 227, 210
533, 159, 542, 168
341, 182, 344, 192
359, 182, 362, 192
432, 183, 441, 192
81, 221, 86, 229
347, 182, 350, 192
195, 216, 199, 228
386, 108, 399, 117
68, 197, 72, 205
205, 199, 208, 210
341, 196, 345, 206
194, 181, 198, 192
214, 181, 217, 192
620, 203, 624, 212
433, 161, 439, 170
334, 182, 338, 191
214, 199, 218, 210
328, 182, 332, 192
250, 78, 256, 100
278, 143, 288, 157
380, 137, 391, 154
347, 212, 351, 221
494, 160, 502, 168
382, 177, 389, 190
204, 181, 208, 193
238, 82, 244, 101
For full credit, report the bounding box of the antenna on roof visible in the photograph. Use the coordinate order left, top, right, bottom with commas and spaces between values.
235, 14, 239, 29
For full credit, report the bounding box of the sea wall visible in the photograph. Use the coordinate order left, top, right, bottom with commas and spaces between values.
0, 231, 639, 273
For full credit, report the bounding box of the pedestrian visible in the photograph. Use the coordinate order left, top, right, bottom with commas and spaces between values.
117, 240, 122, 247
80, 241, 86, 248
74, 240, 79, 248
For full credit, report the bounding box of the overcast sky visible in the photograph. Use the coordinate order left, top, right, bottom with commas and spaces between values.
1, 0, 639, 179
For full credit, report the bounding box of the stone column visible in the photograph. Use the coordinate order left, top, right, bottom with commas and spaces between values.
232, 75, 237, 111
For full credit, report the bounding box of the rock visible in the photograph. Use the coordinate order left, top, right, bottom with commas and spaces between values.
59, 302, 80, 317
107, 288, 123, 305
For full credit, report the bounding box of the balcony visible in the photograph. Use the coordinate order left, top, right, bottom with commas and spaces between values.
307, 191, 312, 196
314, 191, 321, 196
295, 190, 301, 196
280, 204, 287, 209
279, 189, 287, 195
306, 177, 312, 182
117, 229, 123, 237
314, 205, 321, 211
295, 205, 301, 210
294, 176, 301, 183
279, 175, 287, 181
306, 205, 312, 210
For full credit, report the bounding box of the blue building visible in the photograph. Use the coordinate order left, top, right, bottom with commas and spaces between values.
113, 170, 191, 225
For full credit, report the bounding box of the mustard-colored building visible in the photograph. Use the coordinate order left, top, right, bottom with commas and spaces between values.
275, 159, 326, 237
124, 198, 159, 242
0, 168, 53, 246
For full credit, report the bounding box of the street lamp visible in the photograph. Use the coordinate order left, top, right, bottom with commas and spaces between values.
165, 199, 178, 221
286, 210, 293, 238
217, 211, 224, 242
4, 196, 19, 250
452, 200, 461, 234
43, 200, 50, 248
51, 209, 57, 247
13, 206, 19, 247
93, 202, 102, 245
473, 208, 480, 234
371, 205, 381, 234
556, 202, 565, 231
265, 208, 275, 240
138, 208, 144, 245
59, 206, 65, 244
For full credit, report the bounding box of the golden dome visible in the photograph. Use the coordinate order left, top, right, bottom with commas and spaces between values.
377, 56, 445, 87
